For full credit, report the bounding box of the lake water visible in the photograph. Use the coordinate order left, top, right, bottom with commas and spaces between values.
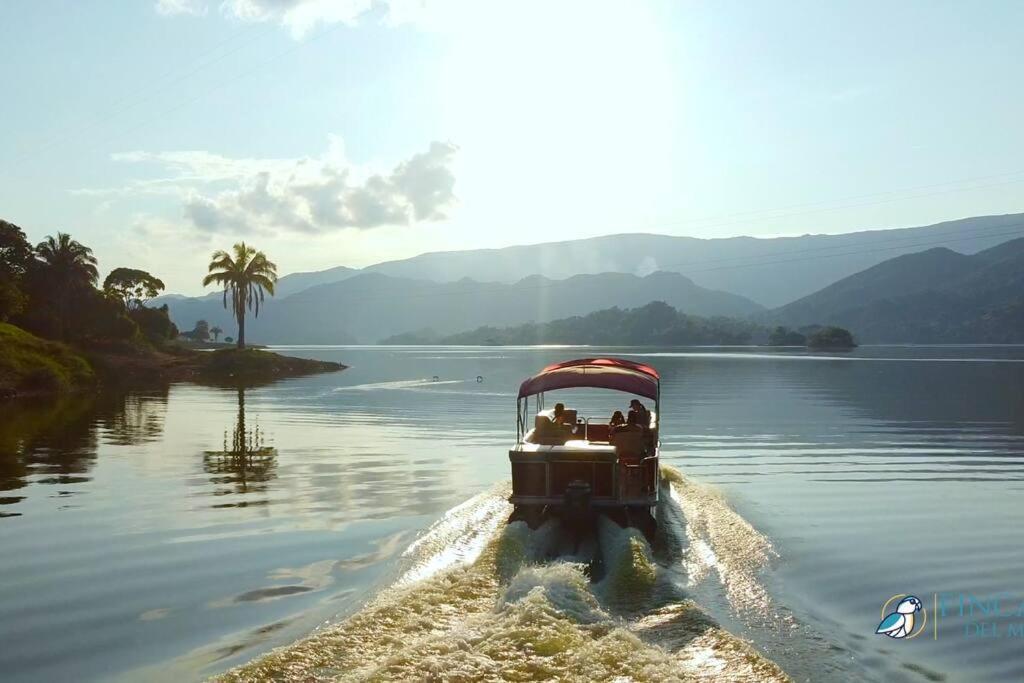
2, 345, 1023, 682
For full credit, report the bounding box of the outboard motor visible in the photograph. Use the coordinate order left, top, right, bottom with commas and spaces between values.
563, 479, 592, 527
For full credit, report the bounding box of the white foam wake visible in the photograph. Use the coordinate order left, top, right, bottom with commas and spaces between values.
218, 473, 791, 682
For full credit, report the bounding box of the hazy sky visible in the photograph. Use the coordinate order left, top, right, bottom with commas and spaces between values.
2, 0, 1024, 294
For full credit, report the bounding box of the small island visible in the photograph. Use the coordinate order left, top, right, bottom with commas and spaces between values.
806, 326, 858, 350
768, 326, 808, 346
0, 221, 344, 399
768, 325, 857, 350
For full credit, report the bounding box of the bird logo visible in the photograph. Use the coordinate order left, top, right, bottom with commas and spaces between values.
876, 595, 926, 639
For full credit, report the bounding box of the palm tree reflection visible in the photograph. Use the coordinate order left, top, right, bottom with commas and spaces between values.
203, 388, 277, 508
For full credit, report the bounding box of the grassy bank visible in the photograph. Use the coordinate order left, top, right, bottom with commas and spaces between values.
194, 348, 345, 384
85, 343, 346, 388
1, 323, 345, 399
0, 323, 96, 398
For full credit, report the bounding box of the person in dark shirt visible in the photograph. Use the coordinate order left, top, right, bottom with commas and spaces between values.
612, 410, 642, 436
628, 399, 651, 428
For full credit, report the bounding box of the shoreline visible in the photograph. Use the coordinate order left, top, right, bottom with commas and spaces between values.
86, 344, 347, 387
1, 326, 346, 400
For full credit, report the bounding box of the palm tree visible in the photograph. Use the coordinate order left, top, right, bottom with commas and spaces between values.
202, 243, 277, 349
36, 233, 99, 285
210, 325, 223, 343
35, 233, 100, 339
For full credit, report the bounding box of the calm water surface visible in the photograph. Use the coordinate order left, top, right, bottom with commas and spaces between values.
1, 345, 1023, 681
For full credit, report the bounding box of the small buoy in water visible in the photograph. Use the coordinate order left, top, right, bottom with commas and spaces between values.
476, 375, 483, 383
432, 375, 439, 382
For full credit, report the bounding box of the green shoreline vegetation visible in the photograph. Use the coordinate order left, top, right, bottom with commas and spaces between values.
0, 219, 344, 399
0, 323, 95, 397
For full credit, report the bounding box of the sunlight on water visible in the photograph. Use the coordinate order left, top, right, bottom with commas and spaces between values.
218, 466, 789, 682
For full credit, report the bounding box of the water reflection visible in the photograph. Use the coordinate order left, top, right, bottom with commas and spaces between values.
98, 393, 169, 446
202, 388, 277, 508
0, 391, 169, 517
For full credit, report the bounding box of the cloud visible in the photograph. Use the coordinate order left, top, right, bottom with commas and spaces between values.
224, 0, 375, 35
105, 138, 458, 234
155, 0, 208, 16
155, 0, 382, 35
154, 0, 458, 35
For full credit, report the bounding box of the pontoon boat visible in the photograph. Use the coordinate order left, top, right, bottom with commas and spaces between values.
509, 358, 660, 531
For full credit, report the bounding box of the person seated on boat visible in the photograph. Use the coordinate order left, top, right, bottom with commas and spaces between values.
629, 399, 651, 428
553, 402, 581, 435
611, 410, 643, 439
611, 411, 647, 460
533, 403, 574, 443
609, 410, 626, 429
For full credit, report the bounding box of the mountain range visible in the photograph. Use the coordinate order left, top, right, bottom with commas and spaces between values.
362, 213, 1024, 307
160, 270, 761, 344
771, 237, 1024, 342
155, 212, 1024, 344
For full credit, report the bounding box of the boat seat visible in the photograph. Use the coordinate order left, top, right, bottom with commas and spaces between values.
529, 415, 572, 445
587, 423, 610, 443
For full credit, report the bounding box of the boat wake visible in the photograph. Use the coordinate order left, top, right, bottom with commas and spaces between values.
331, 378, 468, 392
218, 467, 791, 682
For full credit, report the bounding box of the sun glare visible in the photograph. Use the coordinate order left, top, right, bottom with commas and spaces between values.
439, 1, 676, 242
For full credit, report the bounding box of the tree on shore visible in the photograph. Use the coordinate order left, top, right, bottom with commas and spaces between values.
0, 220, 33, 321
1, 219, 178, 348
768, 326, 807, 346
103, 268, 165, 311
807, 326, 857, 349
36, 233, 99, 286
202, 243, 277, 349
192, 319, 210, 342
211, 326, 223, 342
34, 233, 100, 339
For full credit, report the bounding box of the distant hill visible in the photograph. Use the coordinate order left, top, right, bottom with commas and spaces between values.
382, 301, 765, 346
365, 214, 1024, 307
770, 237, 1024, 342
158, 270, 763, 344
152, 264, 359, 309
269, 264, 360, 298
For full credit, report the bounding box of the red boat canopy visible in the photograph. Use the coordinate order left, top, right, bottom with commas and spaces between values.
518, 358, 660, 400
